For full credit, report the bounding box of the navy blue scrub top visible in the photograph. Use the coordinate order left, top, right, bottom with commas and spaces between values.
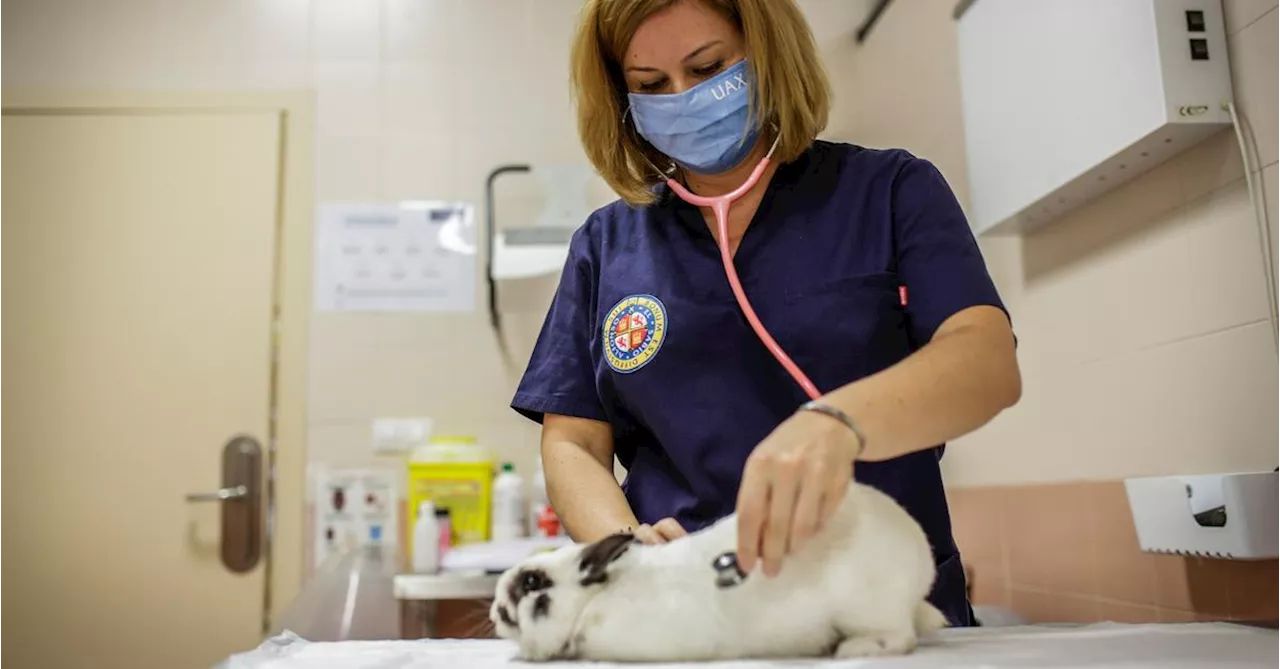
511, 141, 1009, 627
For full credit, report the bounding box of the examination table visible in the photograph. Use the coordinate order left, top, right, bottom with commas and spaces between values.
219, 621, 1276, 668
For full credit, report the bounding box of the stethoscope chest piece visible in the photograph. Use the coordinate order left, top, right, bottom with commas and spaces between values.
712, 551, 748, 589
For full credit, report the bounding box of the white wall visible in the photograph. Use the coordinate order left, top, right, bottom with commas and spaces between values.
7, 0, 1273, 495
839, 0, 1279, 486
2, 0, 869, 493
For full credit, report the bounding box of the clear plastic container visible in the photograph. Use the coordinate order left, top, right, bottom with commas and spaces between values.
269, 544, 398, 642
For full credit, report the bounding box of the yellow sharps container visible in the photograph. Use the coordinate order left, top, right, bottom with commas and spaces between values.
406, 436, 494, 553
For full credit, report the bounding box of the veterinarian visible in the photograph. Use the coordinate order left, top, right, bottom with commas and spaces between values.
510, 0, 1021, 627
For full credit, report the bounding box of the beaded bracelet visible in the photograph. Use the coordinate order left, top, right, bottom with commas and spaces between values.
797, 400, 867, 460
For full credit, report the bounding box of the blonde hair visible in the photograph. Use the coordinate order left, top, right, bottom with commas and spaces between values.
570, 0, 832, 205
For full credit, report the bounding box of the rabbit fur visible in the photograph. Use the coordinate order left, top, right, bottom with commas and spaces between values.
490, 480, 947, 662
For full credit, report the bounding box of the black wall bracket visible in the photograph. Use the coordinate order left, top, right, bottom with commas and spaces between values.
855, 0, 895, 44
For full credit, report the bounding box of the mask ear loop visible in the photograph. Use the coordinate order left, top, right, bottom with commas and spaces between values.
759, 129, 781, 161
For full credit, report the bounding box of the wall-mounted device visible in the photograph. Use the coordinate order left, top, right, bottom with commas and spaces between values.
1125, 471, 1278, 560
956, 0, 1234, 236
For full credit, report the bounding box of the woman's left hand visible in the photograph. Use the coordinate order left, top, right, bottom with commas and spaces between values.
735, 408, 862, 577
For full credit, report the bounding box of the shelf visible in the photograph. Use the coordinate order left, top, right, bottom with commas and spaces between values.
490, 227, 575, 280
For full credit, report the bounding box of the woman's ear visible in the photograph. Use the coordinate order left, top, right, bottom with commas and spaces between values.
577, 532, 637, 586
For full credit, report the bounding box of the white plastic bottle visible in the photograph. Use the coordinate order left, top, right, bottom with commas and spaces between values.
529, 458, 563, 538
412, 500, 441, 573
492, 462, 526, 541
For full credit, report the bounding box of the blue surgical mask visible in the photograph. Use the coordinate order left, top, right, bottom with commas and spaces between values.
628, 59, 759, 175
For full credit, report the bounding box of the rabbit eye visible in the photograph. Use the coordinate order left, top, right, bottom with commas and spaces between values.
521, 571, 549, 592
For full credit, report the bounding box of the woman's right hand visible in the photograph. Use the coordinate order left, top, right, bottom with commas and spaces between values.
633, 518, 687, 545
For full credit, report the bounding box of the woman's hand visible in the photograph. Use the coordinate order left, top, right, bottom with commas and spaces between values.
633, 517, 687, 545
735, 409, 862, 577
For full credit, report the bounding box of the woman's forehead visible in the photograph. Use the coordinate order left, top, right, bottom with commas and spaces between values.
623, 1, 739, 69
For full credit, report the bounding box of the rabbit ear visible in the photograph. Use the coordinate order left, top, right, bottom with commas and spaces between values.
577, 532, 636, 586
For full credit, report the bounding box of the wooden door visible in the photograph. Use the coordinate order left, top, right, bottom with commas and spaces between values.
3, 108, 289, 669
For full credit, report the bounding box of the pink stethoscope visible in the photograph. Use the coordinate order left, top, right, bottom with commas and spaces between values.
654, 134, 823, 401
655, 133, 906, 404
649, 133, 911, 589
656, 135, 821, 591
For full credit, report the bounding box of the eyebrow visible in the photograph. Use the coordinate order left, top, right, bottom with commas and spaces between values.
625, 40, 724, 73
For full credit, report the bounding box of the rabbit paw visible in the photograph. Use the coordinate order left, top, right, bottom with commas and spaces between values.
833, 630, 917, 658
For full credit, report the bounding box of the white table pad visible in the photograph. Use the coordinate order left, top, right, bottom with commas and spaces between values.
220, 622, 1276, 668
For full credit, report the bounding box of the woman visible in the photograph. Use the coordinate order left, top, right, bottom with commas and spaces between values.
511, 0, 1020, 626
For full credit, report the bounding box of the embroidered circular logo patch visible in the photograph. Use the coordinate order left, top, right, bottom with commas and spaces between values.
603, 295, 667, 373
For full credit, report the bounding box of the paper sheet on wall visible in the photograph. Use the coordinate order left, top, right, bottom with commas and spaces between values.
311, 467, 399, 572
314, 201, 476, 312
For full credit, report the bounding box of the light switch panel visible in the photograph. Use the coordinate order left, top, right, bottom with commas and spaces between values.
372, 417, 433, 454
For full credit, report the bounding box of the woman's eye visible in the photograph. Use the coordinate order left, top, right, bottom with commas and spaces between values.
693, 61, 724, 77
638, 78, 666, 92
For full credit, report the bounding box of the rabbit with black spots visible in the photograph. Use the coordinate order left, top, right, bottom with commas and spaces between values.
490, 480, 947, 662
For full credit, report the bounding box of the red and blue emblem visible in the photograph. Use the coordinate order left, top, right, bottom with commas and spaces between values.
602, 295, 667, 373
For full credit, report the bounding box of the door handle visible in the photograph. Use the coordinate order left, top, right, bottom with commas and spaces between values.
187, 435, 263, 573
185, 485, 248, 502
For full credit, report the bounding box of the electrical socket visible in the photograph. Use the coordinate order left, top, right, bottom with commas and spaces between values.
372, 417, 433, 454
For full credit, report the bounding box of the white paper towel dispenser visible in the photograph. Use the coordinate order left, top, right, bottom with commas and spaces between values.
1124, 471, 1278, 560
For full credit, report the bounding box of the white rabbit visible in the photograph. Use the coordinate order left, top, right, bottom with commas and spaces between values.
489, 480, 947, 662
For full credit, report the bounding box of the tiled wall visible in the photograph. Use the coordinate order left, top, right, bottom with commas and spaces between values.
845, 0, 1278, 626
11, 0, 1269, 487
1, 0, 864, 485
845, 0, 1278, 488
1, 0, 867, 575
7, 0, 1276, 618
296, 0, 866, 570
301, 0, 867, 485
951, 482, 1278, 625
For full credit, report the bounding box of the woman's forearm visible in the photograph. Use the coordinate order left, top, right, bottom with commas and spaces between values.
541, 438, 640, 542
824, 305, 1021, 462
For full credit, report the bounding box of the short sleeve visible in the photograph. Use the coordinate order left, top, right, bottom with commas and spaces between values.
510, 228, 609, 425
892, 157, 1010, 343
